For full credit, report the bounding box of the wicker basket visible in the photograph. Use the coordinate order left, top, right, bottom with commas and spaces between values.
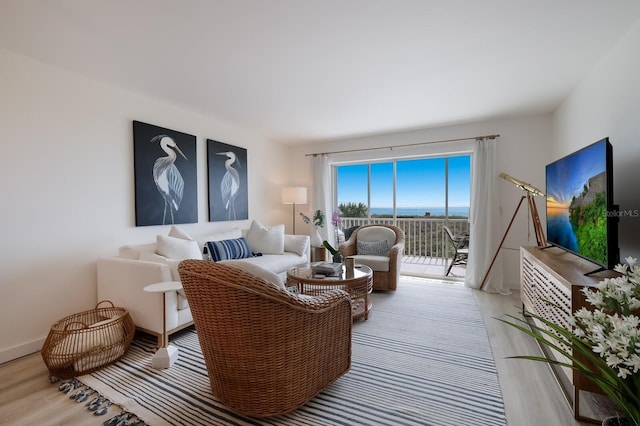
41, 300, 135, 378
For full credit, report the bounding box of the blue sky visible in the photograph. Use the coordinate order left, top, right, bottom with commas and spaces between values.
337, 155, 471, 208
545, 139, 607, 206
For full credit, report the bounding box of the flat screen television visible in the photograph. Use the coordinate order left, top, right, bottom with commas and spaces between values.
545, 138, 618, 273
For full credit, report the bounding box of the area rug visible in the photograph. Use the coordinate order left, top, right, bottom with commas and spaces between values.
76, 277, 506, 425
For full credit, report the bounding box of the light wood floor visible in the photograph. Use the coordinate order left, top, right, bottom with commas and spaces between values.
0, 285, 597, 425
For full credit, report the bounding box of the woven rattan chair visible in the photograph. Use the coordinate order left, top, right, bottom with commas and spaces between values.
177, 260, 352, 418
339, 224, 405, 291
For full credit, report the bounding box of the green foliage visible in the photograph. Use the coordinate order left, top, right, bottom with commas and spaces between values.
498, 307, 640, 426
312, 210, 325, 228
339, 202, 368, 218
322, 240, 339, 256
570, 192, 607, 264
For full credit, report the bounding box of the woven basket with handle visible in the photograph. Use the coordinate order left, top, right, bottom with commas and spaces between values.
41, 300, 135, 378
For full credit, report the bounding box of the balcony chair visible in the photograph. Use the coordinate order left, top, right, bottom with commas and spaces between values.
339, 224, 405, 291
443, 226, 469, 276
177, 259, 352, 418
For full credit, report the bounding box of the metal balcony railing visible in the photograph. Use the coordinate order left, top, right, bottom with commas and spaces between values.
339, 217, 470, 277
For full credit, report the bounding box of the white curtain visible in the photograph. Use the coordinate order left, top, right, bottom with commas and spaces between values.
464, 138, 508, 293
311, 154, 332, 242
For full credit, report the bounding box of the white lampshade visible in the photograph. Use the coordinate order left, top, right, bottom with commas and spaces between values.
281, 187, 307, 205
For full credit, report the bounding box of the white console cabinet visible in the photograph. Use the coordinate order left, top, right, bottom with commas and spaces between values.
520, 246, 620, 422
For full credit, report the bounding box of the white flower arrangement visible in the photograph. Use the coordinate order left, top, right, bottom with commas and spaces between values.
500, 257, 640, 425
571, 257, 640, 380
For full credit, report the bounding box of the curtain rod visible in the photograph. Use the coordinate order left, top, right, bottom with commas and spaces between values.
304, 134, 500, 157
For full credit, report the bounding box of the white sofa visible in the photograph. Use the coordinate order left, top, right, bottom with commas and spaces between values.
97, 223, 310, 346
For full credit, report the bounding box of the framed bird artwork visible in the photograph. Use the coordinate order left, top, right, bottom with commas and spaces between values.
133, 121, 198, 226
207, 139, 248, 222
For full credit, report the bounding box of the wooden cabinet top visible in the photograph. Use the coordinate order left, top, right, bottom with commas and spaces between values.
521, 246, 619, 289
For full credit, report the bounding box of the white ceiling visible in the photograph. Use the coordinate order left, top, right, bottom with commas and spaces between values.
2, 1, 640, 145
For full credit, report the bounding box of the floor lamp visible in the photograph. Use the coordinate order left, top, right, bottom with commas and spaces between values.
282, 187, 307, 234
479, 173, 546, 290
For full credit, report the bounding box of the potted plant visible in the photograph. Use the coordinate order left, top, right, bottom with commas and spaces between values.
499, 257, 640, 426
323, 240, 342, 264
300, 210, 325, 247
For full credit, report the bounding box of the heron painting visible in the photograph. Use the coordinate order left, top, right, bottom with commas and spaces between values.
207, 139, 248, 222
133, 121, 197, 226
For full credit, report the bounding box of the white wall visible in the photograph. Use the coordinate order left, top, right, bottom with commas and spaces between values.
553, 18, 640, 262
289, 114, 554, 289
0, 48, 291, 363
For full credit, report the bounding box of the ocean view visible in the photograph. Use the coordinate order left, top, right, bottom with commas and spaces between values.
369, 207, 469, 217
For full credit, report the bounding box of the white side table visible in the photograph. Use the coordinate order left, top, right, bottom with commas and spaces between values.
143, 281, 182, 369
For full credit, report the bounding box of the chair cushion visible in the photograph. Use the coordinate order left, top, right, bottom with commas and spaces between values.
246, 220, 285, 254
357, 226, 396, 249
350, 255, 390, 272
357, 239, 390, 256
206, 237, 253, 261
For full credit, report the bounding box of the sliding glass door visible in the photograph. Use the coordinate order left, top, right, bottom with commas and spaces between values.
335, 154, 471, 278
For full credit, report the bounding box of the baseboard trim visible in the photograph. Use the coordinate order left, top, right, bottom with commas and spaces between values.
0, 336, 45, 364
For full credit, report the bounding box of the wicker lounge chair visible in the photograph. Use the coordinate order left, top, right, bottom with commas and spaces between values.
177, 260, 352, 418
339, 224, 405, 291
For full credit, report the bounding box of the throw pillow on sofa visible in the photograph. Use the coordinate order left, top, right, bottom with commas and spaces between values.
168, 225, 193, 241
206, 237, 253, 261
246, 220, 285, 254
156, 235, 202, 260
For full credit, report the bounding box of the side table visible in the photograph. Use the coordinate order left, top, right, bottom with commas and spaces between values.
286, 264, 373, 320
143, 281, 182, 369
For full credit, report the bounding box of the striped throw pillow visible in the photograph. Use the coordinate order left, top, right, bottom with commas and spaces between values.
206, 237, 253, 262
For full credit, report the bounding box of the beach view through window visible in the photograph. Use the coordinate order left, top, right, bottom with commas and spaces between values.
335, 155, 471, 277
336, 155, 471, 219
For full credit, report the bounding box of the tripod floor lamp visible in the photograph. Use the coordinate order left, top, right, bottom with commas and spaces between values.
479, 173, 546, 290
282, 187, 307, 234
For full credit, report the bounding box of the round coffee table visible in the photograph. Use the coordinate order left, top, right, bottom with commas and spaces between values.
286, 263, 374, 320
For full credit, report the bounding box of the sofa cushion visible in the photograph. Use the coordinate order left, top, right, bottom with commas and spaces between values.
139, 251, 182, 280
206, 237, 253, 262
357, 239, 390, 256
284, 234, 308, 257
197, 228, 242, 246
156, 235, 202, 260
168, 225, 193, 240
231, 252, 305, 276
221, 260, 285, 289
246, 221, 285, 254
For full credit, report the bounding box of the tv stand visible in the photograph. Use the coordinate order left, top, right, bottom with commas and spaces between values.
520, 246, 620, 423
584, 266, 607, 276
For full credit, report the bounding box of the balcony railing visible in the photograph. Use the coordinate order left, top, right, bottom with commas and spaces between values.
340, 217, 469, 273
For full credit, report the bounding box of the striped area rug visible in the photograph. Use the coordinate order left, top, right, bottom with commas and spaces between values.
79, 278, 506, 425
